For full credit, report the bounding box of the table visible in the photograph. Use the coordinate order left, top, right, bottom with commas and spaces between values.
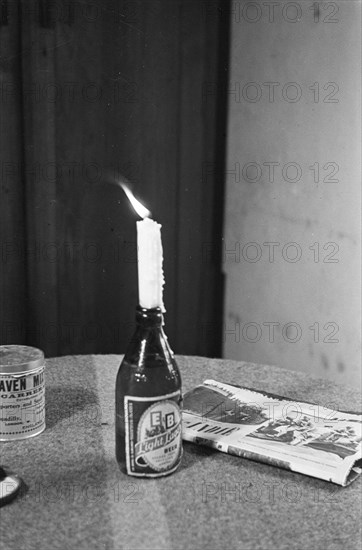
1, 355, 361, 550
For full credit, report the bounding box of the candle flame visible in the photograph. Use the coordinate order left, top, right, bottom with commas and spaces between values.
120, 183, 151, 219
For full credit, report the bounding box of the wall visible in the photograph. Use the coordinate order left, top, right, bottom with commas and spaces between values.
223, 0, 361, 388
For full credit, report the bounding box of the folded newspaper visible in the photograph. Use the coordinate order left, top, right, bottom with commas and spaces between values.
182, 379, 362, 486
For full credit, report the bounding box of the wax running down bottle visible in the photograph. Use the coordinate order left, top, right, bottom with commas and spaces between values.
115, 306, 183, 477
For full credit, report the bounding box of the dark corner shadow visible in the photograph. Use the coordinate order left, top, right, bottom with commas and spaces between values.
45, 386, 99, 429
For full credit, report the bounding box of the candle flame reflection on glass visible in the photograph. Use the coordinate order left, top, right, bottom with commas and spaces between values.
120, 183, 151, 219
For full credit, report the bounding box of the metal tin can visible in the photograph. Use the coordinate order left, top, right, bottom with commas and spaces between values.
0, 345, 45, 441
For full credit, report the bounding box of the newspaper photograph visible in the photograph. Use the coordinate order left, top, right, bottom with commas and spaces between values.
182, 379, 362, 486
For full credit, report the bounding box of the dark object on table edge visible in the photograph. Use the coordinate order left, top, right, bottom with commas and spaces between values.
0, 466, 22, 507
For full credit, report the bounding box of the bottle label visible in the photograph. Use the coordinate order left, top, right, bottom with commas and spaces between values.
0, 367, 45, 441
124, 390, 182, 476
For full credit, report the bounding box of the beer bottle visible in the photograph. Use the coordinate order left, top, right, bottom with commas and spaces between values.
115, 306, 183, 477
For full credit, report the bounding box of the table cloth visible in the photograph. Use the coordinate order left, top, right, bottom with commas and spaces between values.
1, 355, 361, 550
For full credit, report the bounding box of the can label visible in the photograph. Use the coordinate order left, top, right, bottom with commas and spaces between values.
124, 390, 182, 477
0, 367, 45, 440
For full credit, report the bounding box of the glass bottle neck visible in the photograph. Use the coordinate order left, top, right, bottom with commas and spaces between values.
135, 306, 164, 328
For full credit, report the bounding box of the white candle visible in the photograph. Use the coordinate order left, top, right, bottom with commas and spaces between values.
119, 183, 165, 311
136, 217, 165, 311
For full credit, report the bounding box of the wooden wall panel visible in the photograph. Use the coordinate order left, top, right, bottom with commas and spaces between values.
177, 0, 229, 355
53, 1, 112, 355
19, 0, 58, 355
1, 0, 229, 358
0, 1, 27, 344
